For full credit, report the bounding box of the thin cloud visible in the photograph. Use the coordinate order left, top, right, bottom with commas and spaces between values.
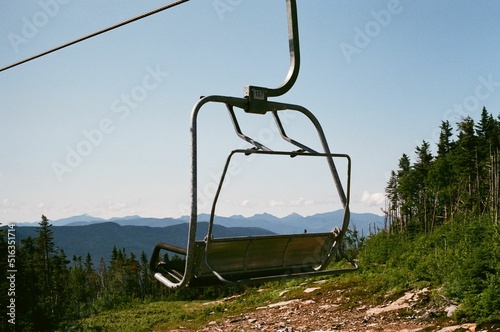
269, 197, 316, 208
290, 197, 314, 207
2, 198, 18, 209
361, 190, 385, 207
269, 199, 286, 207
106, 201, 128, 211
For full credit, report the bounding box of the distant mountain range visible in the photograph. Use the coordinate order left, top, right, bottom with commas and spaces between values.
13, 211, 384, 266
17, 210, 384, 235
17, 214, 184, 228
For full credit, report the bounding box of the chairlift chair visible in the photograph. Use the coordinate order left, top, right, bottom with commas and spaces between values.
150, 0, 358, 288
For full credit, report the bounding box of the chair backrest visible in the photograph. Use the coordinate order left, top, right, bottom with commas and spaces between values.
189, 232, 336, 285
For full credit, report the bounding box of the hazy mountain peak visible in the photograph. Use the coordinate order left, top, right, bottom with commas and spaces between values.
108, 215, 142, 221
50, 214, 106, 225
251, 212, 279, 219
284, 212, 304, 218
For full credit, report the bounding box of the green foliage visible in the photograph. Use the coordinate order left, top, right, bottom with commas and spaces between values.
359, 215, 500, 323
11, 215, 254, 330
379, 106, 500, 322
12, 213, 497, 330
77, 301, 197, 332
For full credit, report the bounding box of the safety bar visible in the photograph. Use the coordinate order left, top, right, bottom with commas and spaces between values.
150, 242, 188, 288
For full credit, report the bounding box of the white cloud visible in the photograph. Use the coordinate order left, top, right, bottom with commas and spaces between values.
269, 197, 316, 208
361, 190, 385, 207
290, 197, 314, 207
269, 199, 286, 207
2, 198, 16, 209
106, 201, 128, 211
241, 199, 251, 207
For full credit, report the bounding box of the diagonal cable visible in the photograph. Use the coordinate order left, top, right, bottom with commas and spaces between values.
0, 0, 191, 73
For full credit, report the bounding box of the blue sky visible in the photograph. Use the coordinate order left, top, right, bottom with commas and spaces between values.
1, 0, 499, 223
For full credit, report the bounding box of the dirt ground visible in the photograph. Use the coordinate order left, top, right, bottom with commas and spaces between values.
168, 284, 499, 332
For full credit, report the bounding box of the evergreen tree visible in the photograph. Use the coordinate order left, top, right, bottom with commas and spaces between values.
385, 170, 400, 232
98, 257, 108, 297
126, 252, 141, 298
69, 256, 86, 318
15, 216, 71, 330
454, 117, 480, 213
475, 107, 500, 215
84, 252, 100, 311
51, 246, 70, 322
413, 141, 433, 232
430, 121, 458, 221
36, 215, 55, 306
437, 120, 454, 156
396, 153, 415, 229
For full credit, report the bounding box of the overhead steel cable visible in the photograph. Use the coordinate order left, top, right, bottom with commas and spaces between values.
0, 0, 191, 73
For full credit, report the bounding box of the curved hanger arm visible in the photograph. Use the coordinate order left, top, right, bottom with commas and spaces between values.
268, 0, 300, 97
244, 0, 300, 113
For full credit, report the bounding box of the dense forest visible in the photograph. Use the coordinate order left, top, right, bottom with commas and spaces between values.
369, 106, 500, 322
385, 107, 500, 233
1, 215, 244, 331
1, 216, 190, 331
1, 107, 499, 330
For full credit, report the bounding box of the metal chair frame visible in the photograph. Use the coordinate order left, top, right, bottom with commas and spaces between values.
150, 0, 358, 288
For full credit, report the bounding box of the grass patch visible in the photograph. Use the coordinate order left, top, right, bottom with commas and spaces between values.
75, 276, 369, 331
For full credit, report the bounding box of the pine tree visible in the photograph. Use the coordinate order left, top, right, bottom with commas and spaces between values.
36, 215, 55, 305
69, 256, 86, 318
84, 252, 100, 311
51, 246, 69, 321
385, 170, 399, 232
432, 121, 458, 221
475, 107, 500, 216
396, 153, 415, 230
98, 257, 107, 294
454, 117, 480, 213
126, 252, 141, 298
437, 120, 454, 157
414, 141, 433, 232
16, 216, 71, 330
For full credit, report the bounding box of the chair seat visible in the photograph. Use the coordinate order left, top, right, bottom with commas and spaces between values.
154, 232, 338, 287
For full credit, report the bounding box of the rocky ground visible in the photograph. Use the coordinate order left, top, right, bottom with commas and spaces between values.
167, 282, 499, 332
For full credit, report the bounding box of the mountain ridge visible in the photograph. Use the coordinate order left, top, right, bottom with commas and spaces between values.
17, 210, 384, 236
13, 211, 384, 265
